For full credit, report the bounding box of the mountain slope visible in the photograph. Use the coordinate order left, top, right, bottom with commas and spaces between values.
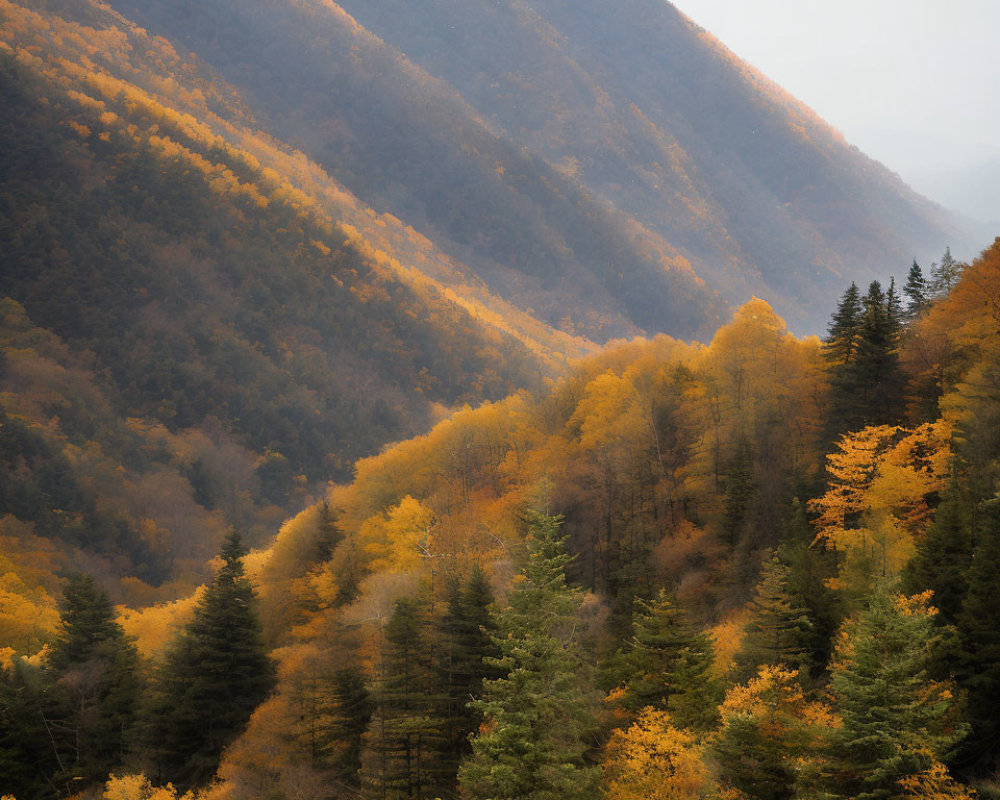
111, 0, 967, 334
0, 1, 589, 582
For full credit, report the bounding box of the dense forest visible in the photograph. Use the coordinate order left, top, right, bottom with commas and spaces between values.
2, 0, 999, 798
3, 237, 1000, 799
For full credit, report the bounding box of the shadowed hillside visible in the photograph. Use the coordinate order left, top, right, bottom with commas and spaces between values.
111, 0, 967, 334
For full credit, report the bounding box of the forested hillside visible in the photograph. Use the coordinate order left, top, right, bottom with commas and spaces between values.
3, 239, 999, 799
110, 0, 968, 334
0, 0, 602, 590
1, 0, 998, 797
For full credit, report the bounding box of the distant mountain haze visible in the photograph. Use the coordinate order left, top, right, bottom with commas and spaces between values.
109, 0, 970, 336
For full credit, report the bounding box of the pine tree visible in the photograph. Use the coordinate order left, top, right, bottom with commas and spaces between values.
826, 281, 905, 435
360, 595, 449, 800
0, 658, 55, 799
824, 282, 863, 368
618, 590, 719, 733
732, 555, 813, 684
902, 260, 928, 321
438, 565, 498, 770
43, 573, 141, 793
459, 511, 601, 800
953, 500, 1000, 771
823, 585, 965, 800
929, 247, 963, 298
902, 489, 974, 625
146, 530, 275, 792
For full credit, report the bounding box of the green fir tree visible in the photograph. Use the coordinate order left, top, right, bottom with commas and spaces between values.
145, 530, 275, 792
459, 511, 601, 800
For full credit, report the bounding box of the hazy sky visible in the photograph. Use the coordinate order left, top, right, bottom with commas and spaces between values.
674, 0, 1000, 223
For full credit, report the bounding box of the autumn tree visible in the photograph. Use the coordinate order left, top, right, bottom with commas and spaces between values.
459, 511, 601, 800
144, 530, 275, 791
711, 665, 825, 800
603, 709, 712, 800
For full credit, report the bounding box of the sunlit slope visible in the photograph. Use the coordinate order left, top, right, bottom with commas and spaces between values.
108, 0, 728, 342
0, 0, 572, 499
113, 0, 964, 335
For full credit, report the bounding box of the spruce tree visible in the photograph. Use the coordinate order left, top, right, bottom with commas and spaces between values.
359, 595, 449, 800
824, 282, 863, 368
732, 555, 813, 684
902, 260, 928, 321
823, 584, 965, 800
439, 565, 498, 769
902, 489, 974, 625
618, 590, 719, 733
826, 280, 905, 435
459, 511, 601, 800
43, 573, 141, 793
954, 500, 1000, 770
0, 658, 55, 799
929, 247, 962, 298
146, 530, 275, 791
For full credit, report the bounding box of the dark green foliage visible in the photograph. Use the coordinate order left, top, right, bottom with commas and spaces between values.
438, 566, 499, 768
459, 511, 601, 800
733, 555, 813, 683
145, 531, 275, 791
722, 437, 756, 549
359, 596, 450, 800
0, 659, 57, 800
954, 501, 1000, 771
823, 584, 965, 800
613, 590, 720, 733
778, 512, 842, 681
42, 574, 142, 794
824, 280, 905, 436
326, 667, 374, 784
903, 260, 928, 321
902, 489, 974, 625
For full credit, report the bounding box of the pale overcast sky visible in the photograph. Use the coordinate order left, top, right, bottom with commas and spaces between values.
674, 0, 1000, 224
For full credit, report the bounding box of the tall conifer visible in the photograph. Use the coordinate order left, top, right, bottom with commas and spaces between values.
146, 530, 275, 791
43, 573, 141, 792
360, 596, 449, 800
459, 511, 601, 800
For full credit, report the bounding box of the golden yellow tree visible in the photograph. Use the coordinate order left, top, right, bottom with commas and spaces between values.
603, 709, 711, 800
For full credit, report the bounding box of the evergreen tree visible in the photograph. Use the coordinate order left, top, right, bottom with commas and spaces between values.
824, 282, 863, 368
826, 280, 905, 435
732, 555, 813, 684
360, 595, 449, 800
929, 247, 963, 298
902, 260, 928, 321
954, 500, 1000, 771
146, 530, 275, 791
823, 584, 965, 800
459, 511, 601, 800
438, 566, 498, 770
902, 489, 974, 625
618, 590, 719, 733
325, 666, 374, 783
0, 658, 55, 799
721, 436, 756, 549
43, 573, 141, 793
